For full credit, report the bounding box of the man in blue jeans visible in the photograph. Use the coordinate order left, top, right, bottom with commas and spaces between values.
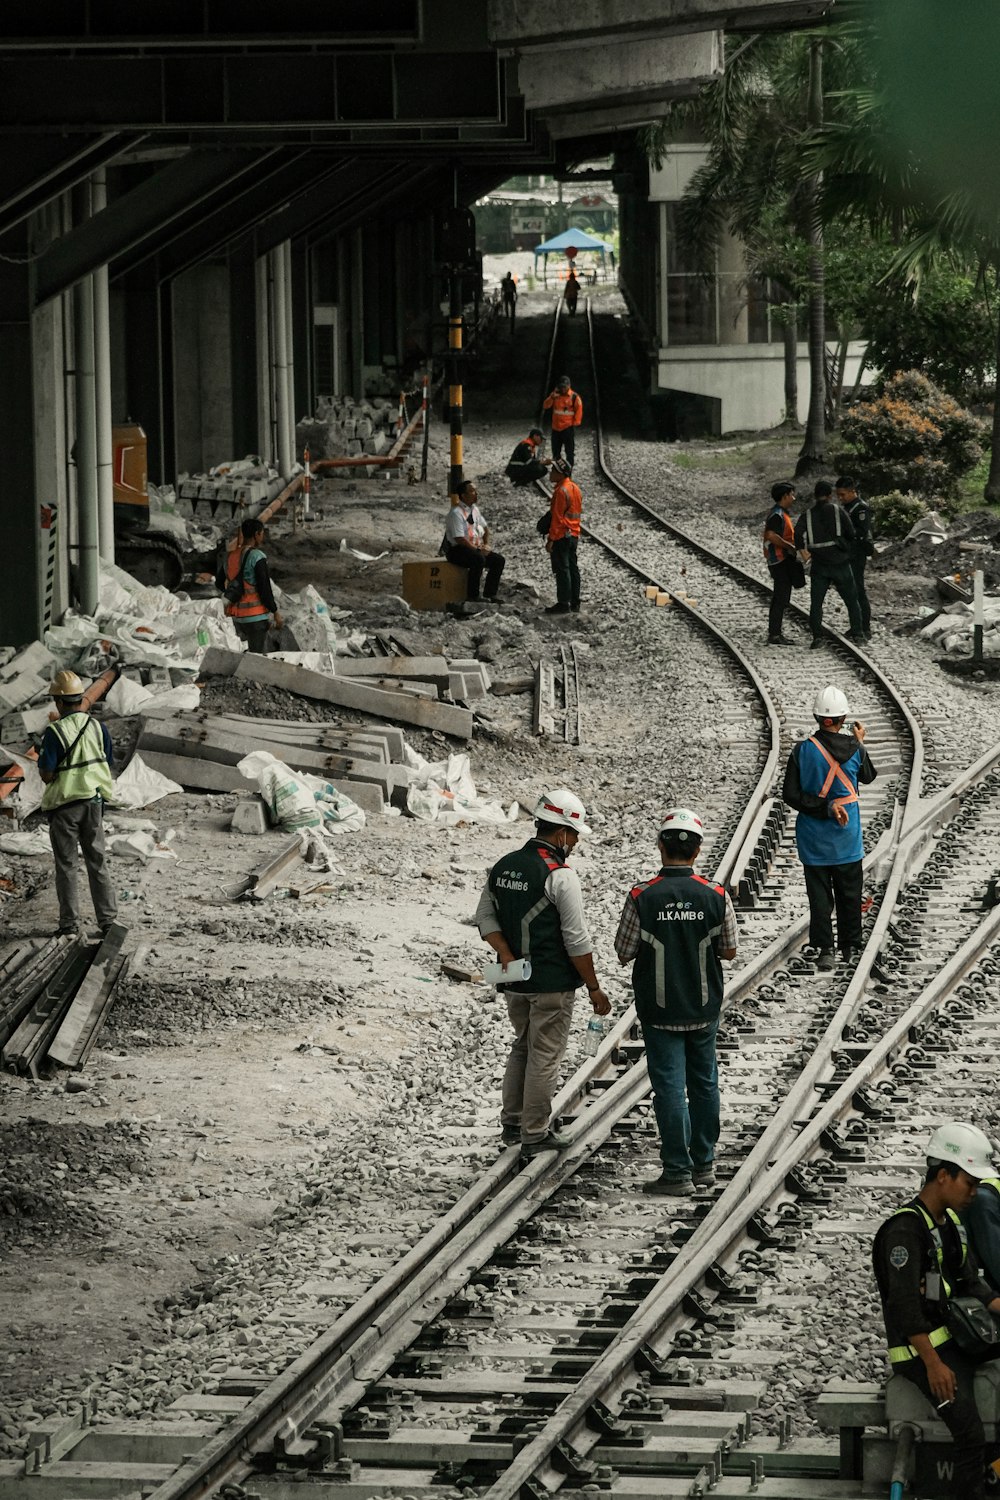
615, 808, 738, 1197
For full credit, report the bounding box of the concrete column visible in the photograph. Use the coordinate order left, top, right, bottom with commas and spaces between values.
717, 231, 749, 344
91, 170, 115, 562
658, 201, 669, 345
30, 199, 71, 627
281, 239, 296, 465
72, 269, 100, 616
351, 228, 365, 395
72, 181, 100, 616
270, 245, 292, 476
255, 252, 272, 459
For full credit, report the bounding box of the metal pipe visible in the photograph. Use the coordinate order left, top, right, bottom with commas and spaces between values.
255, 253, 271, 461
281, 239, 296, 469
91, 169, 114, 563
271, 244, 292, 476
448, 270, 463, 497
72, 197, 100, 617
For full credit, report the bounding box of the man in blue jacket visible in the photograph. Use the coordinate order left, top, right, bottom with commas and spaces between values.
781, 685, 877, 970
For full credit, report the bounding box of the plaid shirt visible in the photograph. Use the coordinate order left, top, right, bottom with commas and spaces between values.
615, 875, 738, 1032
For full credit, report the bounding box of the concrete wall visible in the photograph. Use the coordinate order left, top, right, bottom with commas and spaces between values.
172, 262, 233, 475
656, 340, 871, 433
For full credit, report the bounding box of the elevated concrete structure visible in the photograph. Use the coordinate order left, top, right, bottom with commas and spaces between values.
0, 0, 832, 644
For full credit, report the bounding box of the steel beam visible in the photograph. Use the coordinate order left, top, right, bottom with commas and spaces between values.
489, 0, 830, 50
33, 147, 281, 306
0, 53, 502, 131
0, 132, 145, 240
0, 1, 421, 48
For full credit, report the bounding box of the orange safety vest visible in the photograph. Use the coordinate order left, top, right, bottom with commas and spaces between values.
549, 478, 582, 540
225, 545, 269, 621
806, 735, 859, 818
544, 388, 583, 432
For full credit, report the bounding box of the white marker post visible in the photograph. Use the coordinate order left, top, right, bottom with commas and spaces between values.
973, 568, 984, 664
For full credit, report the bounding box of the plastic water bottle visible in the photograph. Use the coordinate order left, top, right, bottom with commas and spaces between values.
583, 1015, 606, 1056
196, 617, 210, 648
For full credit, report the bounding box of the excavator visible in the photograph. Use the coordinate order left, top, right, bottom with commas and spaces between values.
112, 423, 186, 590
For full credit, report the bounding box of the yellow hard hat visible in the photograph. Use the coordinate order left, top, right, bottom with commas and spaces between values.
49, 670, 85, 698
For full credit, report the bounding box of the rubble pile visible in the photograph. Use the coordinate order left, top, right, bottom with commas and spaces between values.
297, 397, 399, 463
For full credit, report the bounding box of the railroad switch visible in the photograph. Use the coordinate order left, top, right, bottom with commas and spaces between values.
852, 1084, 890, 1118
551, 1438, 600, 1480
819, 1125, 867, 1161
785, 1165, 832, 1204
580, 1301, 637, 1327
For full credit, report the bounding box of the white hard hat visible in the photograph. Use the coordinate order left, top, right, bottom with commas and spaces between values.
926, 1122, 997, 1179
813, 685, 850, 720
659, 807, 704, 843
533, 787, 591, 836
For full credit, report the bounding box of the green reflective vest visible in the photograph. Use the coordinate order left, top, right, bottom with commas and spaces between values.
41, 713, 114, 812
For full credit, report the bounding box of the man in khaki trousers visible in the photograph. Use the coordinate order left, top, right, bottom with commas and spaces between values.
476, 787, 610, 1158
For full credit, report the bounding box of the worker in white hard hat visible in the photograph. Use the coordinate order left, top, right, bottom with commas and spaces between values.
873, 1123, 1000, 1500
475, 787, 611, 1157
37, 671, 118, 937
614, 808, 738, 1197
780, 685, 876, 971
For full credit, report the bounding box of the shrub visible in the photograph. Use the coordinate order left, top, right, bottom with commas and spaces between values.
840, 371, 986, 498
868, 490, 928, 540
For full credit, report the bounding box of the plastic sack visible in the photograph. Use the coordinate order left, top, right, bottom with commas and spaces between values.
404, 747, 518, 826
0, 829, 52, 857
0, 746, 45, 818
111, 753, 183, 808
107, 829, 178, 863
237, 751, 365, 834
138, 684, 202, 720
105, 676, 154, 716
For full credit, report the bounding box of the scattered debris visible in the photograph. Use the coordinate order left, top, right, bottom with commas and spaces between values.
1, 929, 130, 1077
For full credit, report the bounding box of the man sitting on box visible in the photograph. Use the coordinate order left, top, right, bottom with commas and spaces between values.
443, 480, 505, 603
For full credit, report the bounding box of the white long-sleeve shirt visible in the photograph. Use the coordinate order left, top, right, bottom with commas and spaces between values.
475, 856, 592, 957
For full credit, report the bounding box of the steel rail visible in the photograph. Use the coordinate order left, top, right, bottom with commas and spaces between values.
483, 892, 1000, 1500
582, 300, 927, 838
145, 1037, 658, 1500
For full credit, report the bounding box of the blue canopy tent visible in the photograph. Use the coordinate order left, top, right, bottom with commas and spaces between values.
534, 226, 615, 285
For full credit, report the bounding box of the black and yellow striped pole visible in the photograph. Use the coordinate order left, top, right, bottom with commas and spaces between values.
448, 270, 463, 499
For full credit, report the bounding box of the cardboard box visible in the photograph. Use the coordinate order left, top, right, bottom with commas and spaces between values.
401, 560, 469, 612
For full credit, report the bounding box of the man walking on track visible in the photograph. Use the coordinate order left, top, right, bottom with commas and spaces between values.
38, 670, 119, 937
837, 473, 875, 641
500, 271, 517, 330
763, 480, 800, 645
563, 269, 580, 316
543, 374, 583, 469
781, 685, 877, 971
615, 808, 737, 1198
476, 788, 611, 1157
545, 458, 582, 615
794, 480, 864, 646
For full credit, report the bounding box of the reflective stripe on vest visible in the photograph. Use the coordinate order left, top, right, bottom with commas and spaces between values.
805, 503, 843, 550
549, 392, 581, 430
885, 1202, 966, 1362
40, 714, 114, 812
225, 545, 268, 621
806, 736, 859, 815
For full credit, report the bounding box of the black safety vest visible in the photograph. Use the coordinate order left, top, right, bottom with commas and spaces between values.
628, 867, 727, 1026
804, 501, 852, 573
487, 839, 580, 994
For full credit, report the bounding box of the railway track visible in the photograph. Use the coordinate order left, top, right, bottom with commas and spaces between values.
10, 299, 1000, 1500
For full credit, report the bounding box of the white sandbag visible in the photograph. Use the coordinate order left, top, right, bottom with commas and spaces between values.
238, 750, 365, 834
0, 745, 45, 818
0, 829, 51, 856
105, 676, 154, 716
111, 753, 183, 808
138, 684, 202, 720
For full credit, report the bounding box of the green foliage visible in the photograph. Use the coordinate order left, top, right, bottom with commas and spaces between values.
841, 371, 986, 497
868, 489, 929, 538
860, 264, 997, 401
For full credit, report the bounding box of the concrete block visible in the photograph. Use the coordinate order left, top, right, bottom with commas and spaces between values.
139, 749, 244, 793
19, 706, 52, 736
0, 669, 49, 712
231, 799, 269, 835
235, 654, 472, 740
199, 648, 243, 679
330, 779, 385, 816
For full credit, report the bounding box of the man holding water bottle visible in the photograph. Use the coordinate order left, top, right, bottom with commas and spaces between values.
476, 787, 611, 1158
615, 808, 737, 1197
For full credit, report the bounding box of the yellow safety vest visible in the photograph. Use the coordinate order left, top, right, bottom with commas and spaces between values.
887, 1202, 965, 1363
40, 713, 114, 812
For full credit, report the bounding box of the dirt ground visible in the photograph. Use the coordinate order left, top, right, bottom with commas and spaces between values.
2, 289, 998, 1445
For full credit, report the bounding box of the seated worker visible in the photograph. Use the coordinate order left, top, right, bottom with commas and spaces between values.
505, 428, 548, 486
443, 480, 505, 603
873, 1122, 1000, 1500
